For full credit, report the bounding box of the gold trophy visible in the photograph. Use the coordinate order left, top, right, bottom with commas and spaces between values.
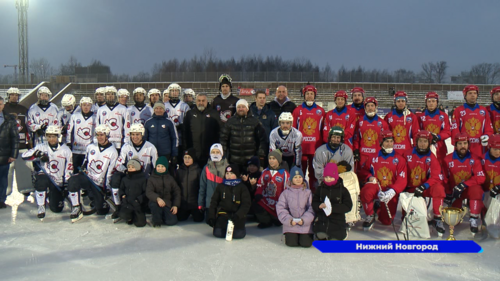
439, 206, 468, 240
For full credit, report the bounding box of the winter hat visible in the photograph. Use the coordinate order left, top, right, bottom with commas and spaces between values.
153, 102, 165, 110
183, 148, 197, 162
209, 143, 223, 162
323, 163, 339, 186
236, 99, 249, 110
127, 157, 142, 171
155, 156, 169, 175
247, 156, 260, 168
225, 164, 241, 178
268, 150, 283, 164
290, 166, 304, 181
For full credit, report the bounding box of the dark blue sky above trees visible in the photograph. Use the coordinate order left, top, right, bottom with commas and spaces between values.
0, 0, 498, 77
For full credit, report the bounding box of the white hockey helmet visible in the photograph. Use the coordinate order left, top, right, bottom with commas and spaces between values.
45, 125, 61, 136
95, 87, 106, 95
95, 124, 111, 136
148, 88, 161, 98
117, 88, 130, 97
133, 87, 146, 96
79, 97, 93, 106
183, 88, 196, 98
105, 86, 118, 94
129, 123, 145, 135
166, 83, 182, 96
37, 86, 52, 98
6, 87, 20, 97
61, 94, 76, 107
279, 112, 294, 123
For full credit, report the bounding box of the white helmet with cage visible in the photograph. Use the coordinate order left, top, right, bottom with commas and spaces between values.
61, 94, 76, 107
6, 87, 20, 97
117, 88, 130, 97
37, 86, 52, 98
183, 88, 196, 99
79, 97, 93, 106
129, 123, 145, 135
279, 112, 294, 123
133, 87, 146, 96
95, 124, 111, 136
148, 88, 161, 99
45, 125, 61, 136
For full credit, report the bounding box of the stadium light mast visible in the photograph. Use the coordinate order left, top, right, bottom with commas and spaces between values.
16, 0, 29, 84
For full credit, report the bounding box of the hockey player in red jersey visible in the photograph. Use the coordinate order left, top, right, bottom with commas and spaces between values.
403, 130, 446, 236
322, 90, 356, 149
353, 97, 390, 170
451, 85, 494, 157
487, 87, 500, 134
359, 129, 407, 230
384, 91, 420, 155
349, 87, 365, 121
417, 92, 451, 168
292, 84, 325, 187
443, 132, 486, 237
482, 134, 500, 201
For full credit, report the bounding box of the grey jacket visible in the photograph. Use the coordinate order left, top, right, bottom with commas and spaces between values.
313, 143, 354, 183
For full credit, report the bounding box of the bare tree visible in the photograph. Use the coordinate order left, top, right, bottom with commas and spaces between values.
59, 56, 82, 75
30, 58, 54, 81
420, 62, 435, 83
433, 61, 447, 83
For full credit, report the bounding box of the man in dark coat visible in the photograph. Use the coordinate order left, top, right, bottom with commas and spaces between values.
144, 102, 178, 166
183, 93, 222, 167
0, 96, 20, 208
249, 90, 278, 142
212, 74, 239, 124
220, 99, 267, 171
268, 85, 297, 118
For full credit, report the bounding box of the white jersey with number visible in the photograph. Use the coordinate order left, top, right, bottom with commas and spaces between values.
127, 104, 153, 125
84, 143, 118, 189
96, 103, 129, 149
66, 112, 97, 154
269, 127, 303, 162
165, 101, 190, 127
116, 141, 158, 175
22, 143, 73, 186
27, 103, 59, 145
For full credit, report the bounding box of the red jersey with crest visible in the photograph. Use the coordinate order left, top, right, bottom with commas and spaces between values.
487, 104, 500, 134
442, 151, 485, 189
354, 115, 389, 167
349, 103, 365, 122
481, 151, 500, 192
359, 150, 407, 193
292, 103, 325, 155
384, 109, 420, 155
451, 103, 494, 156
255, 168, 290, 217
403, 148, 443, 191
322, 106, 356, 149
418, 109, 451, 162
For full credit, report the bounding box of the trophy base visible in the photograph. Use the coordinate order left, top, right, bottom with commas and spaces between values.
446, 236, 456, 241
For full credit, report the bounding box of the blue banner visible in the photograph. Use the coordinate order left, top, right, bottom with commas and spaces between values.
313, 240, 483, 253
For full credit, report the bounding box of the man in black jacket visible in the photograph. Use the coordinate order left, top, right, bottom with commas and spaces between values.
212, 74, 239, 124
0, 96, 20, 208
249, 90, 278, 142
268, 85, 297, 118
220, 99, 267, 171
183, 93, 222, 167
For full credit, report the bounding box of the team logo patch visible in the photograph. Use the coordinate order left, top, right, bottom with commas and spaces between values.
470, 159, 475, 166
131, 111, 136, 116
439, 115, 444, 121
480, 110, 485, 116
102, 111, 107, 116
216, 105, 221, 111
128, 151, 133, 157
264, 174, 270, 181
35, 112, 40, 117
76, 119, 81, 124
227, 167, 232, 172
316, 109, 322, 116
406, 117, 412, 123
345, 114, 350, 120
275, 176, 283, 183
377, 121, 382, 127
426, 157, 431, 165
206, 114, 210, 118
105, 118, 119, 131
63, 114, 67, 119
77, 128, 92, 140
48, 160, 60, 173
89, 160, 104, 174
90, 150, 96, 155
393, 158, 399, 165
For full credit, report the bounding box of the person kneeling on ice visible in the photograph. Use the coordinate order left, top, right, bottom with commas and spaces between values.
253, 150, 291, 228
208, 164, 251, 239
146, 156, 181, 227
312, 163, 352, 240
118, 158, 147, 227
22, 125, 73, 220
276, 167, 314, 247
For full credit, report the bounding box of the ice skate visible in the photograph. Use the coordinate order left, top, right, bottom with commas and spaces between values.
70, 205, 83, 223
433, 217, 445, 237
470, 216, 479, 237
363, 214, 375, 231
37, 205, 46, 221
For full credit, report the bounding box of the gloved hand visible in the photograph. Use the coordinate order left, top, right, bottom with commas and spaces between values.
254, 194, 263, 202
379, 189, 396, 204
61, 125, 68, 135
40, 154, 49, 163
353, 150, 360, 162
414, 185, 426, 198
490, 185, 500, 198
34, 150, 44, 158
41, 124, 47, 131
337, 160, 352, 173
480, 135, 489, 147
207, 218, 215, 227
444, 194, 454, 206
431, 133, 439, 145
452, 183, 467, 199
231, 213, 239, 222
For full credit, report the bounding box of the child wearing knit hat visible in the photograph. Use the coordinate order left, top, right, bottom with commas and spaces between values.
176, 148, 204, 222
117, 157, 148, 227
241, 156, 262, 200
276, 166, 315, 247
311, 163, 353, 240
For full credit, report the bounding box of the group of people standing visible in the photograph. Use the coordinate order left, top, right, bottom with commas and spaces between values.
1, 77, 500, 245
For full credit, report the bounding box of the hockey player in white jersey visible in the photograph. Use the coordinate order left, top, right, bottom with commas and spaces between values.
93, 87, 106, 113
269, 112, 303, 170
22, 126, 73, 220
57, 94, 78, 144
66, 97, 96, 169
148, 88, 161, 108
96, 86, 129, 151
117, 88, 130, 107
110, 123, 158, 220
27, 86, 59, 146
127, 87, 153, 125
183, 88, 196, 109
68, 125, 118, 217
164, 83, 191, 146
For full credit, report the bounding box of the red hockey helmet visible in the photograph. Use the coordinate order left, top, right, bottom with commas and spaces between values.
394, 91, 408, 102
490, 87, 500, 96
351, 87, 365, 97
425, 92, 439, 101
415, 130, 433, 143
454, 132, 469, 145
380, 129, 394, 145
364, 97, 378, 107
303, 85, 317, 98
462, 85, 479, 97
334, 90, 348, 100
489, 134, 500, 149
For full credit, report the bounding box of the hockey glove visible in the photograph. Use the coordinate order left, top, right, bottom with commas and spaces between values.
337, 161, 352, 173
490, 185, 500, 198
40, 154, 49, 163
33, 150, 44, 158
452, 183, 467, 200
480, 135, 489, 147
444, 194, 454, 206
414, 185, 426, 198
380, 189, 396, 204
431, 133, 439, 145
353, 150, 360, 162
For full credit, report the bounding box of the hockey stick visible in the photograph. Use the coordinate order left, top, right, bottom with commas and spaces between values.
77, 167, 117, 212
378, 182, 401, 241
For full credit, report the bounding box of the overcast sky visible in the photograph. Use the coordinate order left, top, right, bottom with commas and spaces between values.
0, 0, 498, 78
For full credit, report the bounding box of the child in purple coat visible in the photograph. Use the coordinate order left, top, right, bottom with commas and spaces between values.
276, 166, 315, 247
